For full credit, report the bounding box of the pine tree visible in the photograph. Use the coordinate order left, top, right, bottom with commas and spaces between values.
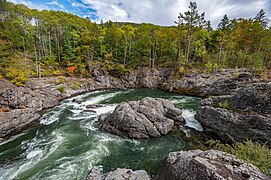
254, 9, 269, 28
218, 14, 230, 31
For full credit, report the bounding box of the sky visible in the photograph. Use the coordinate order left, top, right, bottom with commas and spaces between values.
8, 0, 271, 27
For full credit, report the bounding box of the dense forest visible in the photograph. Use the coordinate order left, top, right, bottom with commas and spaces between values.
0, 0, 270, 85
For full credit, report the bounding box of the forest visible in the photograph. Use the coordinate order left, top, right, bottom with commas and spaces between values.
0, 0, 270, 86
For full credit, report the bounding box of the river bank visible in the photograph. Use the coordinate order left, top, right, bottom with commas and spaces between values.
0, 68, 263, 138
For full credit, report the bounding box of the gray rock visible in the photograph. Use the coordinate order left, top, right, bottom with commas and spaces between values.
162, 70, 254, 97
98, 97, 184, 138
72, 98, 83, 104
105, 168, 150, 180
86, 167, 150, 180
155, 150, 269, 180
86, 104, 104, 109
195, 83, 271, 146
86, 166, 103, 180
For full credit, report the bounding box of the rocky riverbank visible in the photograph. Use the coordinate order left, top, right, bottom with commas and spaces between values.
86, 149, 269, 180
195, 82, 271, 147
0, 68, 270, 179
0, 68, 260, 138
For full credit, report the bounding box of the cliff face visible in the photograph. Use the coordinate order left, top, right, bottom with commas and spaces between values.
0, 68, 262, 138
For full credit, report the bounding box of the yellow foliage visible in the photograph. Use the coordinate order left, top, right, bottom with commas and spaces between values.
53, 70, 62, 76
6, 67, 27, 86
178, 66, 185, 74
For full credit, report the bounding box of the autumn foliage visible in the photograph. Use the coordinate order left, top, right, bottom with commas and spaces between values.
67, 66, 76, 76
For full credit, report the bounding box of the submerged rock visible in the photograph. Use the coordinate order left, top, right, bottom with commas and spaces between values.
98, 97, 184, 138
86, 166, 150, 180
195, 83, 271, 146
155, 150, 269, 180
72, 98, 83, 104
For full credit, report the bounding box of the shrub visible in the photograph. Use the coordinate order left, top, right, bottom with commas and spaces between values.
56, 86, 66, 93
178, 66, 185, 74
52, 70, 62, 76
6, 67, 27, 86
55, 76, 67, 84
218, 100, 230, 109
207, 139, 271, 175
67, 66, 76, 76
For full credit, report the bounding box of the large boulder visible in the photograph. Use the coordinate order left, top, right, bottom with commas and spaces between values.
195, 83, 271, 146
155, 150, 269, 180
86, 166, 150, 180
98, 97, 184, 138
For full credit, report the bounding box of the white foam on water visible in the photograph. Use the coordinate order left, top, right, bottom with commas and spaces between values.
1, 130, 64, 180
26, 149, 43, 159
40, 109, 63, 125
0, 131, 27, 146
170, 98, 188, 104
182, 109, 203, 131
82, 91, 121, 106
29, 135, 113, 180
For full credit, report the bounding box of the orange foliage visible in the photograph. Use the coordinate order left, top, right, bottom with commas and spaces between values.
67, 66, 76, 76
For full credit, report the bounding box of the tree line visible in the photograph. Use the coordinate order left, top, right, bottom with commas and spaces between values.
0, 0, 270, 85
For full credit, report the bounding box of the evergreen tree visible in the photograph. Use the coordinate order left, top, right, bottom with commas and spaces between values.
218, 14, 230, 31
254, 9, 269, 28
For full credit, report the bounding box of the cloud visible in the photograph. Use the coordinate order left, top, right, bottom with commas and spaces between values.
8, 0, 50, 10
46, 1, 65, 10
81, 0, 270, 27
8, 0, 271, 27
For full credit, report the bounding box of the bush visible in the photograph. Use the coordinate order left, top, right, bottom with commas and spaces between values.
6, 67, 28, 86
218, 100, 230, 109
56, 86, 66, 93
55, 76, 67, 84
207, 139, 271, 175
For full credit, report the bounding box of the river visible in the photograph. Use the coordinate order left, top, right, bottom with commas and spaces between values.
0, 88, 202, 179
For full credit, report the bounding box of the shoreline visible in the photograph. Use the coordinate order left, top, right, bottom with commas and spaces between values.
0, 68, 268, 139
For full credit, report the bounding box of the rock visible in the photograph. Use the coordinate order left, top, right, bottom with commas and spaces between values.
86, 166, 103, 180
86, 104, 104, 109
86, 167, 150, 180
235, 72, 253, 82
72, 98, 83, 104
154, 150, 269, 180
195, 83, 271, 146
162, 70, 255, 97
0, 109, 41, 137
98, 97, 184, 138
84, 109, 96, 113
105, 168, 150, 180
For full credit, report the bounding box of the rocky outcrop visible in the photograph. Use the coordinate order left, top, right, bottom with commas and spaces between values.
155, 150, 269, 180
162, 70, 254, 97
195, 83, 271, 146
98, 97, 184, 138
0, 77, 118, 137
86, 166, 150, 180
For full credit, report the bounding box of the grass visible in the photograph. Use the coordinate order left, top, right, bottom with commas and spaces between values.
207, 139, 271, 176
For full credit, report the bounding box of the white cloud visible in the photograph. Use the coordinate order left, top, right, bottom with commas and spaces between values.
8, 0, 271, 27
8, 0, 49, 10
46, 1, 65, 10
81, 0, 270, 27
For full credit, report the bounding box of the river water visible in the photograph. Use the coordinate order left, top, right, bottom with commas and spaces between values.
0, 89, 202, 180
